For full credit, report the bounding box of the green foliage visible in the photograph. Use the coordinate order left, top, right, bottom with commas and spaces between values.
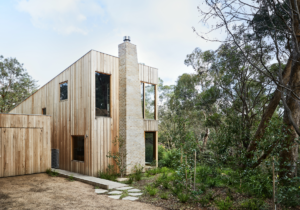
160, 192, 169, 200
125, 175, 134, 184
177, 192, 190, 203
215, 196, 233, 210
46, 168, 58, 177
199, 191, 216, 207
98, 164, 118, 181
239, 198, 266, 210
0, 55, 38, 113
67, 174, 74, 181
158, 146, 181, 169
145, 185, 158, 196
133, 164, 144, 181
119, 190, 129, 199
106, 136, 127, 178
276, 180, 300, 208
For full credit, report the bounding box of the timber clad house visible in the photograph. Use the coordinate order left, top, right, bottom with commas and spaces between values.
9, 37, 159, 176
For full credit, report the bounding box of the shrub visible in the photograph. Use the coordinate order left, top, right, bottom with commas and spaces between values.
158, 146, 181, 169
98, 164, 118, 181
199, 191, 217, 207
215, 196, 233, 210
126, 175, 134, 184
177, 192, 190, 203
133, 164, 144, 181
160, 192, 169, 199
145, 185, 158, 196
239, 198, 265, 210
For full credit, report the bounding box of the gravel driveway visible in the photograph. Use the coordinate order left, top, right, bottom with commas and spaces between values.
0, 173, 163, 210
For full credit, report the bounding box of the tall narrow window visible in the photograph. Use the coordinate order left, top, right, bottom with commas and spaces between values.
73, 136, 84, 161
144, 83, 155, 120
42, 108, 46, 115
60, 81, 68, 100
145, 132, 155, 163
95, 72, 110, 117
141, 83, 144, 118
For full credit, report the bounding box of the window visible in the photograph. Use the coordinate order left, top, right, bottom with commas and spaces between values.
73, 136, 84, 161
42, 108, 46, 115
95, 72, 110, 117
145, 132, 155, 163
141, 83, 155, 120
141, 83, 144, 118
60, 81, 68, 100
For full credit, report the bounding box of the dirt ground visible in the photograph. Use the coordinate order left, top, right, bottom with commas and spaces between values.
0, 173, 164, 210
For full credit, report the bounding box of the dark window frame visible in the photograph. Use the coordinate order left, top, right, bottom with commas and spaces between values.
145, 131, 156, 164
72, 135, 85, 162
95, 72, 111, 117
42, 108, 46, 115
141, 82, 156, 120
60, 81, 68, 101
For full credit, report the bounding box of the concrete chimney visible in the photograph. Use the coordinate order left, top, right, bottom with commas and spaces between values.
118, 37, 145, 174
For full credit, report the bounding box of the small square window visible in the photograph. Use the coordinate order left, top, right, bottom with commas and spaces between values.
42, 108, 46, 115
60, 81, 68, 100
73, 136, 84, 161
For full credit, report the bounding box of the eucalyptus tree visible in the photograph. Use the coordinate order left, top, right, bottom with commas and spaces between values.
199, 0, 300, 178
0, 55, 38, 113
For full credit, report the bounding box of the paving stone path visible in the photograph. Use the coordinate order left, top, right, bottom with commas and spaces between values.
95, 186, 143, 201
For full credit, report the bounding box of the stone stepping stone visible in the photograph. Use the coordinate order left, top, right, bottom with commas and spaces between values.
116, 177, 129, 182
108, 191, 122, 195
122, 196, 139, 201
108, 195, 121, 199
95, 189, 108, 194
115, 187, 133, 190
128, 189, 141, 193
129, 193, 143, 196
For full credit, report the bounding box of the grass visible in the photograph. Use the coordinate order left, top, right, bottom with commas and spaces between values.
67, 174, 74, 181
45, 168, 58, 177
119, 190, 129, 199
160, 192, 169, 200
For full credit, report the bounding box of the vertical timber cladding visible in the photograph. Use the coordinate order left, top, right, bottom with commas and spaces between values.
9, 51, 92, 176
0, 114, 51, 178
91, 51, 119, 176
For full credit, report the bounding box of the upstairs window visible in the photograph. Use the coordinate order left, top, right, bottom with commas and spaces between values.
73, 136, 84, 161
95, 72, 110, 117
141, 83, 155, 120
60, 81, 68, 100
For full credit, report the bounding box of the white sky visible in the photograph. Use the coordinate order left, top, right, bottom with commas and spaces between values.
0, 0, 221, 87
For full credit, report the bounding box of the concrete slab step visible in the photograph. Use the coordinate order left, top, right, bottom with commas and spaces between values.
51, 168, 128, 190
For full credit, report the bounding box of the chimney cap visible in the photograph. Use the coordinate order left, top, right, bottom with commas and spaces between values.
123, 36, 131, 42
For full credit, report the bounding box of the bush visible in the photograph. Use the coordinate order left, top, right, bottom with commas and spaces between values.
126, 175, 134, 184
98, 165, 118, 181
158, 146, 181, 169
133, 164, 144, 181
239, 198, 266, 210
160, 192, 169, 199
215, 196, 233, 210
145, 185, 158, 196
177, 192, 190, 203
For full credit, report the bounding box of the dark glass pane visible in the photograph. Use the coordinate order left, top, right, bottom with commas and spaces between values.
145, 132, 154, 163
95, 72, 110, 117
73, 136, 84, 161
141, 83, 144, 118
42, 108, 46, 115
145, 83, 155, 120
60, 82, 68, 100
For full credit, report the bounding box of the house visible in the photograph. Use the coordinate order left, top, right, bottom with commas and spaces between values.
9, 37, 158, 176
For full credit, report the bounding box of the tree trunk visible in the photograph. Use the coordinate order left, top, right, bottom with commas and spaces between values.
244, 58, 292, 163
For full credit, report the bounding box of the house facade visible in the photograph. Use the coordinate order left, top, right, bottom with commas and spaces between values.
9, 38, 158, 176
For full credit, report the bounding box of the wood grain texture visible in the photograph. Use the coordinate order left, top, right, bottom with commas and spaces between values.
8, 49, 159, 176
0, 114, 51, 178
144, 120, 158, 131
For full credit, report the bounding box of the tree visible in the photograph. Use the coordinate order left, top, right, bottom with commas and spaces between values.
0, 55, 38, 113
199, 0, 300, 178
